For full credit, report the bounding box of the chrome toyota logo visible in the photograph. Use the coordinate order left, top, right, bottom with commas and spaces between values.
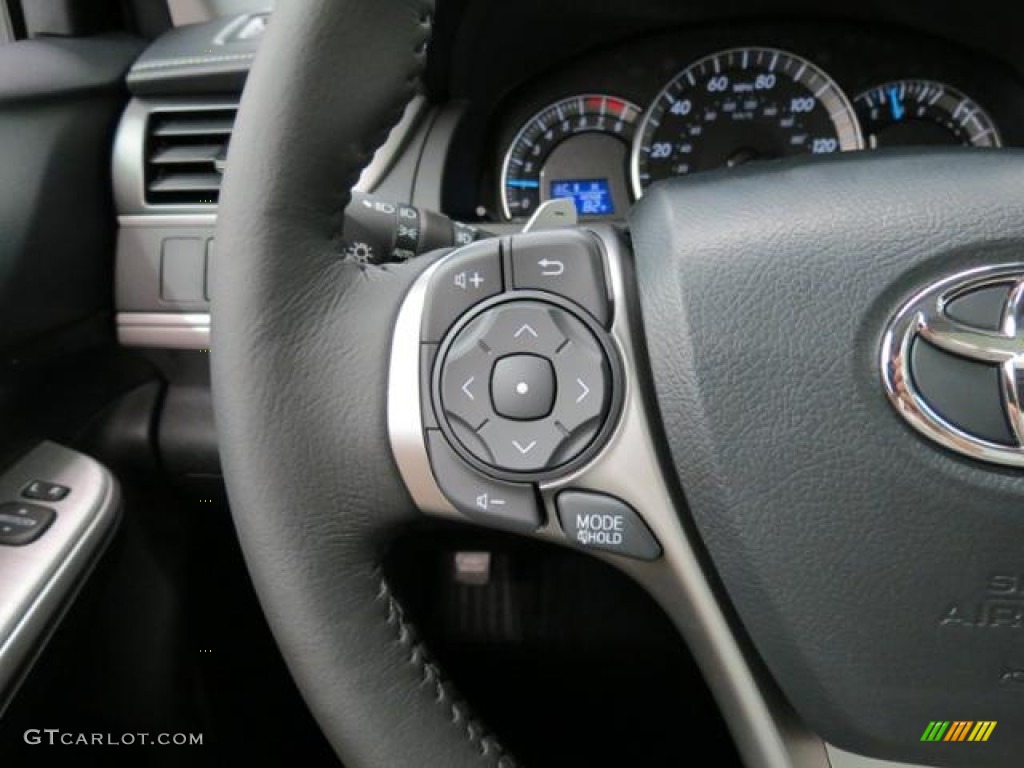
882, 265, 1024, 467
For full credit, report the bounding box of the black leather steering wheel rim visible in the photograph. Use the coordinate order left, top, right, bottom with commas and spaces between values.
211, 2, 515, 766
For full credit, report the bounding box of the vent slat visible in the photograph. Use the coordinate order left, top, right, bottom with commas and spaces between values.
145, 107, 237, 205
148, 172, 223, 194
149, 143, 225, 165
151, 116, 234, 137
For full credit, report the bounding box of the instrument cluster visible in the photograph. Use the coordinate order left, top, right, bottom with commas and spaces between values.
491, 25, 1020, 222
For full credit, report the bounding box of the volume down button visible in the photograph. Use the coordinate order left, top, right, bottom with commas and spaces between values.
425, 431, 541, 531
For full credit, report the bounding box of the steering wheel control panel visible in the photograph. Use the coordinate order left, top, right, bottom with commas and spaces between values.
394, 229, 660, 561
424, 232, 620, 507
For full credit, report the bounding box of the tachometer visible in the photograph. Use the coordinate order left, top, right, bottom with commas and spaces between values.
501, 94, 641, 220
854, 80, 1001, 148
631, 47, 863, 195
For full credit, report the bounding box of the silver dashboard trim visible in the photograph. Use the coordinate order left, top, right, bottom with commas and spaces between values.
118, 213, 218, 228
117, 312, 211, 349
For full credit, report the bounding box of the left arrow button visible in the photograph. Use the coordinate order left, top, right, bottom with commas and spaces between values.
439, 334, 493, 431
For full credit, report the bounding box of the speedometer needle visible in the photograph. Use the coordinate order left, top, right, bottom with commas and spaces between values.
888, 85, 905, 121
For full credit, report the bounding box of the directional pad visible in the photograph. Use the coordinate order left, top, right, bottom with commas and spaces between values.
435, 299, 613, 475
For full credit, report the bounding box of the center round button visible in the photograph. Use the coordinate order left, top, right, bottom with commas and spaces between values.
491, 355, 556, 420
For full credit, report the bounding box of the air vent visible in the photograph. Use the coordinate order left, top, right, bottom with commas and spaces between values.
144, 107, 237, 206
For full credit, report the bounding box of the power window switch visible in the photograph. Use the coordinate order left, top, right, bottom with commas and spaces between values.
22, 480, 70, 502
0, 502, 57, 546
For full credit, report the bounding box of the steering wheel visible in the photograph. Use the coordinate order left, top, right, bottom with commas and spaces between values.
210, 2, 1024, 767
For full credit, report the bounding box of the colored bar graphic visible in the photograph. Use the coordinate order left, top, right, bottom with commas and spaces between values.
921, 720, 996, 742
970, 722, 997, 742
921, 721, 950, 742
944, 721, 973, 741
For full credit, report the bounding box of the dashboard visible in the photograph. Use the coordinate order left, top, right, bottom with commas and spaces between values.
462, 21, 1024, 223
110, 5, 1024, 355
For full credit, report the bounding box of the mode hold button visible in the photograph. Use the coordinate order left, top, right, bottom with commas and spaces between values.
557, 491, 661, 561
510, 230, 610, 326
422, 240, 503, 342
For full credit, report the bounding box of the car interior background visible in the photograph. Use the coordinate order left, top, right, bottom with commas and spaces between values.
1, 0, 1024, 766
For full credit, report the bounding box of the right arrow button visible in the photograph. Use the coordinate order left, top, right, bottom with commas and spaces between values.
575, 377, 591, 404
551, 326, 610, 436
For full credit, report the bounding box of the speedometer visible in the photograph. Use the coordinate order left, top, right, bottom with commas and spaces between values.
631, 47, 863, 195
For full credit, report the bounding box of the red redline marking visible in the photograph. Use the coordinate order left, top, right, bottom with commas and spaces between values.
584, 96, 626, 117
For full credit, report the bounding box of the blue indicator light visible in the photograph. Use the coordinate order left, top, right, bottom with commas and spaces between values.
507, 179, 540, 189
549, 178, 614, 216
888, 86, 905, 121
